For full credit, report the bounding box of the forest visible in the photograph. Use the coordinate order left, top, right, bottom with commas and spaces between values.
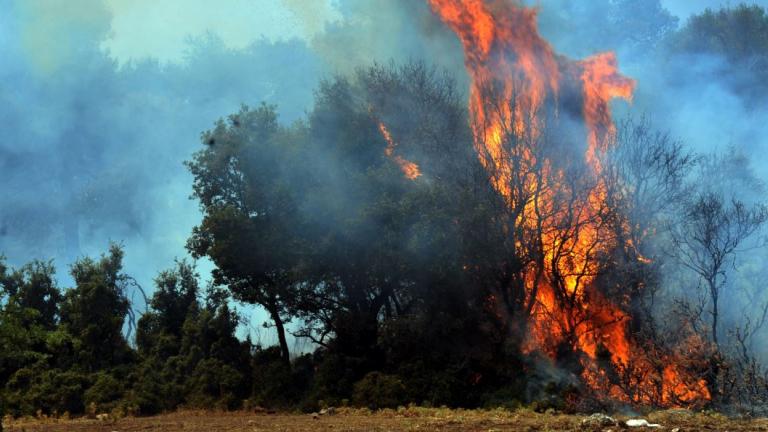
2, 1, 768, 422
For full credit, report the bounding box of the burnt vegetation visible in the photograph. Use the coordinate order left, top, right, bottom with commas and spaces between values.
2, 3, 768, 421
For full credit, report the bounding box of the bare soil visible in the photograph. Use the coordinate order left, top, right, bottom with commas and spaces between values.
5, 407, 768, 431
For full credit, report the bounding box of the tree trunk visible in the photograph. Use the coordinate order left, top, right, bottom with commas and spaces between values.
710, 280, 719, 348
267, 304, 291, 367
708, 279, 722, 401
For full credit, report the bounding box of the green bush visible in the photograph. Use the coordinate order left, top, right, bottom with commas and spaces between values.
304, 352, 369, 409
251, 347, 293, 408
123, 358, 173, 415
185, 358, 245, 410
84, 372, 125, 413
5, 367, 89, 416
395, 362, 465, 407
352, 372, 407, 410
482, 387, 523, 410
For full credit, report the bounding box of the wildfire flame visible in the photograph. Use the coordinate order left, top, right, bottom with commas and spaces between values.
579, 52, 636, 171
379, 121, 422, 180
427, 0, 709, 406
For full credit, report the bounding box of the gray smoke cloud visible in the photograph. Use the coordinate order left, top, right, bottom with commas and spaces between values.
0, 1, 320, 346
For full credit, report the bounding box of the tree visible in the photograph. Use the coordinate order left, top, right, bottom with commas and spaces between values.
667, 4, 768, 98
603, 117, 697, 335
609, 0, 679, 53
136, 260, 199, 356
132, 264, 253, 412
537, 0, 678, 57
187, 63, 478, 371
0, 258, 61, 408
462, 79, 628, 369
291, 62, 476, 361
0, 246, 140, 416
177, 287, 252, 409
0, 260, 60, 330
187, 104, 302, 366
670, 192, 768, 348
59, 244, 133, 371
671, 4, 768, 62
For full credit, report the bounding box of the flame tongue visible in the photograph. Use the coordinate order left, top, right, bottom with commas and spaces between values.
579, 52, 636, 170
428, 0, 560, 199
428, 0, 708, 406
379, 121, 422, 180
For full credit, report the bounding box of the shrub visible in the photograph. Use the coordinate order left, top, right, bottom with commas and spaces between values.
5, 367, 89, 416
251, 347, 294, 408
185, 358, 245, 410
84, 372, 125, 413
352, 372, 407, 410
482, 387, 523, 410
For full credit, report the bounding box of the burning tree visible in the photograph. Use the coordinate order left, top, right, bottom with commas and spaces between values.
425, 0, 710, 406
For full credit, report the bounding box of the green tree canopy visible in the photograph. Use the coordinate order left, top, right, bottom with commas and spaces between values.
59, 244, 132, 371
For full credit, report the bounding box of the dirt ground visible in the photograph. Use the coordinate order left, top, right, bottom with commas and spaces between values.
5, 407, 768, 432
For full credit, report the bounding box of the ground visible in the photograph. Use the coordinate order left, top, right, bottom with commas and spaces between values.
4, 407, 768, 432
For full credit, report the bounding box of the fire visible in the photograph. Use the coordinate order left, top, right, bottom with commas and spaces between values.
579, 52, 636, 171
427, 0, 559, 199
378, 121, 422, 180
427, 0, 709, 406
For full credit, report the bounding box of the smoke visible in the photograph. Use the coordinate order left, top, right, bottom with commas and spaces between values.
14, 0, 112, 75
0, 2, 320, 343
628, 13, 768, 359
103, 0, 315, 65
302, 0, 465, 78
281, 0, 341, 39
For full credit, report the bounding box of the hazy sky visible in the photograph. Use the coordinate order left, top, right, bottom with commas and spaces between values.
102, 0, 341, 64
55, 0, 768, 66
10, 0, 340, 72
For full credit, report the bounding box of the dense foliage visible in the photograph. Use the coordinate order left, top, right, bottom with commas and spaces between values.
0, 251, 256, 417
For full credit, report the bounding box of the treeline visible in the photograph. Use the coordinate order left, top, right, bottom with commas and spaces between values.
0, 247, 258, 416
0, 241, 497, 417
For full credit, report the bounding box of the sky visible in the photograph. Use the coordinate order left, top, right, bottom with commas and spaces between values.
14, 0, 768, 70
12, 0, 768, 68
11, 0, 340, 72
2, 0, 767, 350
102, 0, 341, 65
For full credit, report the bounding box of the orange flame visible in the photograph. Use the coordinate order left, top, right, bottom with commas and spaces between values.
379, 121, 422, 180
428, 0, 708, 406
579, 52, 636, 171
427, 0, 559, 199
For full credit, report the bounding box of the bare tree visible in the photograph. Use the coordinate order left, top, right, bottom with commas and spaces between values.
608, 117, 696, 255
722, 303, 768, 413
670, 193, 768, 347
602, 117, 697, 336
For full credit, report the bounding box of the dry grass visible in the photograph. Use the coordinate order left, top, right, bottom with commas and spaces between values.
4, 407, 768, 431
